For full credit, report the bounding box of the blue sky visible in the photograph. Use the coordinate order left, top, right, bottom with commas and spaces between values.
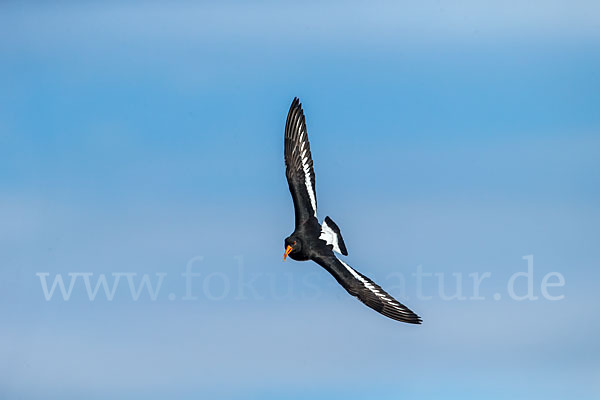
1, 1, 599, 399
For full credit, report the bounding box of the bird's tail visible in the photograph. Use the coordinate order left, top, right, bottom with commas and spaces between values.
319, 216, 348, 256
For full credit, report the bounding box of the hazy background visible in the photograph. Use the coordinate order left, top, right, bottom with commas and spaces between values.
1, 1, 599, 399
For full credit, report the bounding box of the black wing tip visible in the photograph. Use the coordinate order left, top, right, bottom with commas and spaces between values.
290, 97, 305, 117
388, 313, 422, 324
290, 97, 301, 109
382, 307, 422, 324
403, 315, 423, 324
286, 97, 305, 130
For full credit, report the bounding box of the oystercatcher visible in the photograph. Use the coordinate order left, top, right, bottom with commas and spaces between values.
282, 98, 422, 324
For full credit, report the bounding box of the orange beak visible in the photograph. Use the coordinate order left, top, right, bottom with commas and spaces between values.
283, 245, 293, 261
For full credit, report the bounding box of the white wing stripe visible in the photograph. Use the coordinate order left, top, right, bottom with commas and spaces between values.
298, 126, 317, 216
303, 161, 317, 216
294, 122, 316, 217
339, 259, 404, 309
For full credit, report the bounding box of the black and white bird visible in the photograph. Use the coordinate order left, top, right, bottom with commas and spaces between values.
282, 97, 422, 324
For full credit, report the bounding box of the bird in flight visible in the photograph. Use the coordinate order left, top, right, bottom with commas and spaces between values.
282, 97, 422, 324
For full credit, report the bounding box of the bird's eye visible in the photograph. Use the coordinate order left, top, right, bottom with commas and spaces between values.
293, 241, 297, 245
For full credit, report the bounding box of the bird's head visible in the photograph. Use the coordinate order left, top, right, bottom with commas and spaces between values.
283, 236, 302, 261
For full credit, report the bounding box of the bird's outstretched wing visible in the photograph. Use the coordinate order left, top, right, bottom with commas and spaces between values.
285, 97, 318, 226
312, 253, 422, 324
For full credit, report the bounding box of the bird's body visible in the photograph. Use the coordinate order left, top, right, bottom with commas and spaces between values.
282, 97, 422, 324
